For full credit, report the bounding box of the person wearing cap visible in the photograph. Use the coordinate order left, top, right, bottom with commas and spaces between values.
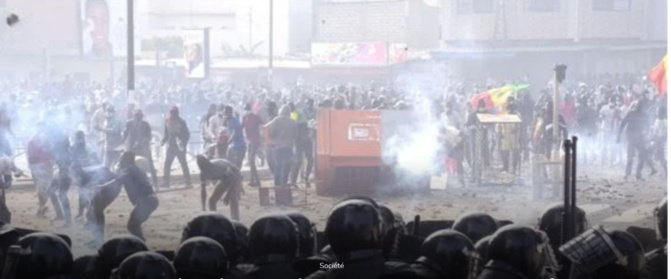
161, 106, 191, 188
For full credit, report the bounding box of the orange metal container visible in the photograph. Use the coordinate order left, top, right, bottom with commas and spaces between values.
315, 109, 430, 196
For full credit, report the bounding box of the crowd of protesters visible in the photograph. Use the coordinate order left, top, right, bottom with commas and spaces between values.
0, 72, 665, 278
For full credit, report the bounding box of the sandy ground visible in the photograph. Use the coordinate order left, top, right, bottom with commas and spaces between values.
4, 161, 667, 258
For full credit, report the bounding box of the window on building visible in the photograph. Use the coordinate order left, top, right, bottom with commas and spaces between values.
593, 0, 631, 11
458, 0, 495, 14
528, 0, 561, 12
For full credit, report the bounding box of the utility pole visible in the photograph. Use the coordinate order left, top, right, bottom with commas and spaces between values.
268, 0, 274, 89
127, 0, 135, 100
248, 7, 253, 50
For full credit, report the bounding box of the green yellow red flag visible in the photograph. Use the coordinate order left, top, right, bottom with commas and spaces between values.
649, 55, 667, 97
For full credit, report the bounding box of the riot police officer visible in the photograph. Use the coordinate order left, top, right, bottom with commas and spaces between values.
560, 228, 645, 279
94, 235, 148, 279
538, 204, 588, 251
452, 212, 499, 244
232, 220, 251, 265
71, 255, 96, 279
245, 214, 300, 279
294, 245, 336, 279
641, 196, 667, 279
379, 205, 407, 261
474, 235, 492, 274
112, 251, 176, 279
307, 199, 414, 279
287, 212, 317, 259
537, 204, 588, 279
181, 213, 240, 267
478, 225, 557, 279
14, 232, 73, 279
408, 229, 479, 279
174, 236, 233, 279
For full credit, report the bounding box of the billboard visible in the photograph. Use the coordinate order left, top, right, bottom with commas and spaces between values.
182, 29, 209, 79
311, 43, 388, 66
79, 0, 139, 59
388, 43, 409, 64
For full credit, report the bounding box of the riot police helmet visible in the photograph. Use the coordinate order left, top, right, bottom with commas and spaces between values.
474, 235, 492, 273
417, 229, 480, 279
232, 220, 251, 264
249, 214, 300, 264
325, 199, 384, 261
111, 251, 176, 279
174, 236, 230, 279
16, 232, 73, 279
95, 235, 148, 279
181, 213, 238, 265
537, 204, 588, 250
287, 212, 317, 258
452, 212, 498, 243
655, 196, 667, 240
488, 225, 557, 279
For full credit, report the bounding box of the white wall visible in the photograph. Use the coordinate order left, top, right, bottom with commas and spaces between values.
139, 0, 292, 57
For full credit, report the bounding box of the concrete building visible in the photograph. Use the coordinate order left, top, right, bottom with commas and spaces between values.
440, 0, 664, 42
141, 0, 311, 58
313, 0, 440, 49
434, 0, 667, 82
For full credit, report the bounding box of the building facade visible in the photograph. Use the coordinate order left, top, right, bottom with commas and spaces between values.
435, 0, 667, 81
440, 0, 655, 42
313, 0, 440, 49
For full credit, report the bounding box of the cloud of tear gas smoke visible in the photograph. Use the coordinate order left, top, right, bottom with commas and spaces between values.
3, 90, 92, 159
381, 94, 441, 177
381, 68, 446, 186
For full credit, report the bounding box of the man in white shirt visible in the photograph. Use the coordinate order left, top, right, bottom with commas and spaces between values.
89, 101, 109, 157
651, 106, 667, 178
208, 104, 226, 158
599, 99, 621, 165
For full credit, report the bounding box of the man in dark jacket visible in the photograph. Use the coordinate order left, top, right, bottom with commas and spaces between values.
161, 106, 191, 188
617, 101, 650, 181
92, 151, 158, 242
123, 109, 158, 189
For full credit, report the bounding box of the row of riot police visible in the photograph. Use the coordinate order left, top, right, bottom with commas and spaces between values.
0, 195, 666, 279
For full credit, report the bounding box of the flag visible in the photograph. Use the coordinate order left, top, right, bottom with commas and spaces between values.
470, 84, 529, 110
649, 55, 667, 97
470, 91, 494, 109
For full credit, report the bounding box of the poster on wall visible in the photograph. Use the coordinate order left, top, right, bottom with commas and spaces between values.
182, 29, 209, 79
79, 0, 140, 59
311, 43, 388, 66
